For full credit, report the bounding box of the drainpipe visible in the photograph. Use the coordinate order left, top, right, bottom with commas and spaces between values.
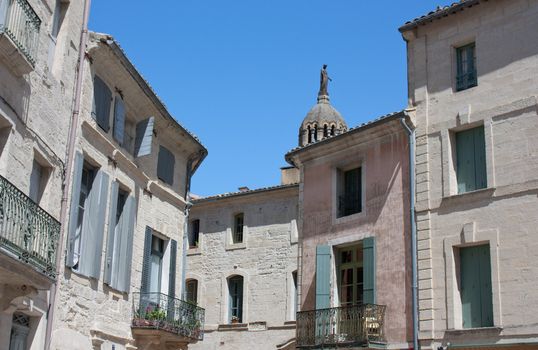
400, 115, 418, 350
45, 0, 91, 348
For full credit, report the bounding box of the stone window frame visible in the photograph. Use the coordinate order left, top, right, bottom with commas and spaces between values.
185, 272, 204, 309
331, 158, 366, 225
450, 36, 477, 93
443, 223, 502, 330
225, 212, 247, 251
220, 269, 249, 325
187, 218, 202, 256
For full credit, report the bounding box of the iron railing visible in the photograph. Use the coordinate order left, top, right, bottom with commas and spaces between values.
296, 304, 386, 348
0, 174, 60, 279
0, 0, 41, 67
132, 292, 205, 341
456, 71, 477, 91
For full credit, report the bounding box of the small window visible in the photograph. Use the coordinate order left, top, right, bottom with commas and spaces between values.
29, 160, 47, 203
157, 146, 175, 185
455, 126, 487, 193
337, 167, 362, 218
459, 244, 493, 328
228, 275, 244, 323
186, 279, 198, 304
456, 43, 477, 91
92, 75, 112, 132
232, 213, 244, 244
189, 219, 200, 248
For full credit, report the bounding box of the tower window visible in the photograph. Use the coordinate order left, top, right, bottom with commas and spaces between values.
307, 126, 312, 144
323, 124, 328, 138
331, 125, 336, 136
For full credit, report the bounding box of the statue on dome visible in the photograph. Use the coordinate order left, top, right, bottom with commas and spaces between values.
318, 64, 332, 96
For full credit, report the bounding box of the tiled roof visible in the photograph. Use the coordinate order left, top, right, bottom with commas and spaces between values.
192, 183, 299, 204
399, 0, 482, 32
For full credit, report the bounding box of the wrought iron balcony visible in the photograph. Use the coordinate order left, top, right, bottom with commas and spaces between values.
132, 292, 205, 341
296, 304, 386, 348
0, 174, 59, 279
0, 0, 41, 74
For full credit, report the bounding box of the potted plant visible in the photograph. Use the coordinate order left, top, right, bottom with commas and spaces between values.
231, 316, 240, 324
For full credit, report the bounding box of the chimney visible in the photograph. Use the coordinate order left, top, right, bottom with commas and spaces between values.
238, 186, 250, 192
280, 166, 299, 185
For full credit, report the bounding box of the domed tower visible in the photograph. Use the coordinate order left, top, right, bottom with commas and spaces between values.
298, 65, 347, 147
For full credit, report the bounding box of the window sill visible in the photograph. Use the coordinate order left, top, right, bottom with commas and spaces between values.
225, 243, 246, 251
442, 187, 495, 205
218, 323, 248, 331
187, 247, 201, 256
334, 210, 364, 225
445, 326, 502, 336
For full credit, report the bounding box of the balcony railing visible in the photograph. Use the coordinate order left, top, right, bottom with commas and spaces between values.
296, 304, 386, 348
0, 0, 41, 67
0, 174, 60, 279
132, 292, 205, 341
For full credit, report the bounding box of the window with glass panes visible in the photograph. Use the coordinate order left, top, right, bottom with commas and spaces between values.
233, 213, 244, 243
186, 279, 198, 304
73, 165, 95, 269
337, 167, 362, 218
228, 276, 243, 322
338, 244, 364, 306
189, 219, 200, 248
456, 43, 477, 91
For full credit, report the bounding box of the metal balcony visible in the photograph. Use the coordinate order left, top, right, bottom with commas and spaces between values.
0, 174, 59, 279
296, 304, 386, 348
132, 292, 205, 342
0, 0, 41, 75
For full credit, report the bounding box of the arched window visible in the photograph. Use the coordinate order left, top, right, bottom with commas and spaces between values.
313, 124, 318, 141
331, 124, 336, 136
186, 279, 198, 304
307, 126, 312, 144
323, 124, 328, 138
228, 275, 244, 323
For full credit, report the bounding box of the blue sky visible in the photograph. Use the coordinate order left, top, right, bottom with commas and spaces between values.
89, 1, 437, 196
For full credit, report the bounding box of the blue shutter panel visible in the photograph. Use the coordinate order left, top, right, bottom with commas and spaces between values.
113, 97, 125, 145
66, 152, 84, 267
134, 117, 154, 157
104, 181, 119, 285
168, 239, 177, 298
118, 195, 136, 293
140, 226, 153, 294
315, 245, 331, 309
363, 237, 376, 304
157, 146, 175, 185
93, 76, 111, 132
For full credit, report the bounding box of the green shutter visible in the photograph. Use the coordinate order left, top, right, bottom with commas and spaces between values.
140, 226, 153, 294
66, 152, 84, 267
363, 237, 376, 304
460, 245, 493, 328
473, 127, 487, 190
457, 126, 487, 193
104, 181, 119, 285
315, 245, 331, 309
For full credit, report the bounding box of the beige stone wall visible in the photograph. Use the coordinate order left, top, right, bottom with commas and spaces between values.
403, 0, 538, 348
187, 186, 298, 350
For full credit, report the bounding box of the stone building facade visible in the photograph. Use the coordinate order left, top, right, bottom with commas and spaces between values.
49, 32, 207, 349
0, 0, 85, 348
400, 0, 538, 349
186, 175, 299, 350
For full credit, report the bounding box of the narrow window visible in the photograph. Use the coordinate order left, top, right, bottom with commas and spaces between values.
331, 125, 336, 136
92, 76, 112, 132
233, 213, 244, 244
313, 125, 318, 141
460, 244, 493, 328
189, 219, 200, 248
228, 276, 244, 323
337, 167, 362, 218
307, 126, 312, 144
455, 126, 487, 193
456, 43, 477, 91
149, 236, 164, 296
323, 124, 328, 138
29, 160, 45, 203
9, 313, 30, 350
73, 164, 95, 269
186, 279, 198, 304
291, 271, 298, 320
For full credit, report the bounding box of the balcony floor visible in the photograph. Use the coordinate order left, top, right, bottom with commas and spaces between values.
131, 327, 199, 350
0, 248, 54, 289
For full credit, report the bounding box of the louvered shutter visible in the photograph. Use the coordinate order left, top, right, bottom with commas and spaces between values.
66, 152, 84, 267
118, 195, 136, 293
363, 237, 376, 304
104, 181, 119, 285
134, 117, 155, 157
315, 245, 331, 309
456, 128, 476, 193
140, 226, 153, 294
168, 239, 177, 298
79, 170, 109, 279
113, 96, 125, 145
157, 146, 175, 185
473, 126, 487, 190
93, 76, 111, 132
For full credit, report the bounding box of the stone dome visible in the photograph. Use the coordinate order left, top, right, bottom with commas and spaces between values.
298, 95, 348, 147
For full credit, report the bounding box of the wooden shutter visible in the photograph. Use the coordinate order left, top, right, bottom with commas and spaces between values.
118, 195, 136, 293
140, 226, 153, 294
78, 170, 109, 279
93, 76, 111, 132
168, 239, 177, 298
473, 126, 487, 189
363, 237, 376, 304
315, 245, 331, 309
113, 96, 125, 145
66, 152, 84, 267
104, 181, 119, 285
461, 245, 493, 328
0, 0, 8, 28
457, 126, 487, 193
134, 117, 155, 157
157, 146, 175, 185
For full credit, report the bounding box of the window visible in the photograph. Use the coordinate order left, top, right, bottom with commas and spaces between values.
459, 245, 493, 328
113, 95, 125, 146
149, 235, 164, 294
338, 245, 364, 306
186, 279, 198, 304
331, 125, 336, 136
337, 167, 362, 218
307, 126, 312, 143
72, 164, 95, 270
29, 160, 47, 203
456, 43, 477, 91
9, 313, 30, 350
228, 276, 244, 323
291, 271, 298, 320
157, 145, 175, 185
455, 126, 487, 193
323, 124, 328, 138
232, 213, 244, 244
92, 75, 112, 132
47, 0, 66, 69
189, 219, 200, 248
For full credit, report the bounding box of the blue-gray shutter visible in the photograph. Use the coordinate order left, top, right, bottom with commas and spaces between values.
92, 76, 111, 132
78, 170, 109, 279
157, 146, 175, 185
168, 239, 177, 298
363, 237, 376, 304
104, 181, 119, 285
0, 0, 8, 28
113, 97, 125, 145
117, 195, 136, 293
66, 152, 84, 267
134, 117, 154, 157
140, 226, 153, 294
315, 245, 331, 309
